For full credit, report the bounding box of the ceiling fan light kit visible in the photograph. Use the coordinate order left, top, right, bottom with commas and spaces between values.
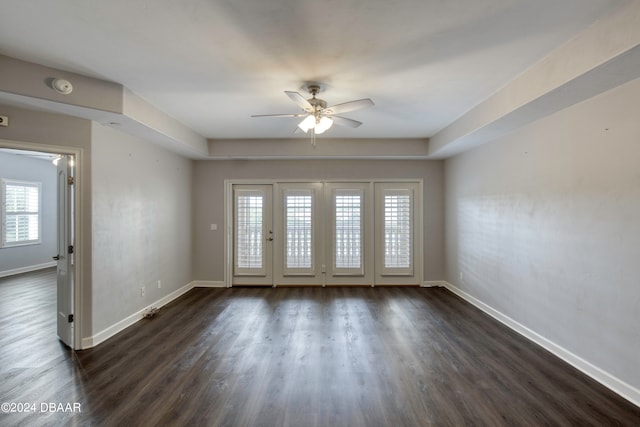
252, 82, 374, 146
297, 115, 316, 133
315, 116, 334, 134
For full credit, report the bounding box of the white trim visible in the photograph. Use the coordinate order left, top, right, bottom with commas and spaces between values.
193, 280, 226, 288
0, 261, 56, 278
224, 180, 233, 287
81, 281, 195, 349
421, 280, 445, 288
441, 281, 640, 407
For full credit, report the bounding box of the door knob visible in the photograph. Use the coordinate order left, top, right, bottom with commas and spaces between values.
52, 255, 61, 260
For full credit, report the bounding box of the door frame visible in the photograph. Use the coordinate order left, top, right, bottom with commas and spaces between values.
224, 179, 423, 287
0, 139, 84, 349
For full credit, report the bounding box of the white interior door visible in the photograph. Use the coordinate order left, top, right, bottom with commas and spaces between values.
232, 185, 273, 285
56, 155, 74, 347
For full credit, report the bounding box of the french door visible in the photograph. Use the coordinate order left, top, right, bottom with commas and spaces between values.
324, 182, 373, 285
374, 182, 420, 285
230, 181, 421, 286
232, 185, 273, 285
274, 183, 323, 285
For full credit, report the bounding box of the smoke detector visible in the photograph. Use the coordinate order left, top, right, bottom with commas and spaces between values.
50, 78, 73, 95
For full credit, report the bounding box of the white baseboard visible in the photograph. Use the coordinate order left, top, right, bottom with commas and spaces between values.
193, 280, 226, 288
0, 261, 56, 278
421, 280, 446, 288
442, 281, 640, 408
81, 281, 195, 349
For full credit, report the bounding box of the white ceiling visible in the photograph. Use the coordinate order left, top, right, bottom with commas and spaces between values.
0, 0, 628, 141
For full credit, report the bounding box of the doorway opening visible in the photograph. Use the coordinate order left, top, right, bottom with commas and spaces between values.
0, 141, 81, 350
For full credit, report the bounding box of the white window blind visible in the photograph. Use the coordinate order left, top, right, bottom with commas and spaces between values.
285, 190, 313, 269
383, 190, 412, 269
2, 179, 42, 247
335, 189, 362, 269
236, 192, 264, 269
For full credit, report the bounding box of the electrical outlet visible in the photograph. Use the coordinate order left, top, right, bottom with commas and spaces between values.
140, 286, 145, 297
0, 115, 8, 127
157, 280, 162, 289
459, 272, 463, 281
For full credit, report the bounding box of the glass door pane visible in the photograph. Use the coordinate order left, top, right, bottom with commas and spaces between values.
333, 187, 364, 275
285, 190, 313, 270
236, 192, 264, 270
383, 190, 412, 270
335, 189, 362, 270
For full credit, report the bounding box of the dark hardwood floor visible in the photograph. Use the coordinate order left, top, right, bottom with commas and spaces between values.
0, 268, 70, 371
1, 270, 639, 426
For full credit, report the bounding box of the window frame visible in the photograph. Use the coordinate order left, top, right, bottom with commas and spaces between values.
1, 178, 43, 248
234, 188, 267, 275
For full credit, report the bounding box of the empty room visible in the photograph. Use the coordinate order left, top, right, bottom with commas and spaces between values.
1, 1, 639, 425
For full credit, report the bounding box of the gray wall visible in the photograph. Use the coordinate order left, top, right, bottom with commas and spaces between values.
193, 159, 444, 282
444, 77, 640, 390
0, 151, 57, 274
91, 123, 193, 334
0, 105, 195, 344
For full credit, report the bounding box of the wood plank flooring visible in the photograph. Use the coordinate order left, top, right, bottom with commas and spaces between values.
1, 270, 639, 426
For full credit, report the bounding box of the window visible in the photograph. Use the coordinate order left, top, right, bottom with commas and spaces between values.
285, 190, 313, 270
1, 179, 42, 247
235, 192, 264, 269
334, 189, 363, 270
383, 190, 412, 269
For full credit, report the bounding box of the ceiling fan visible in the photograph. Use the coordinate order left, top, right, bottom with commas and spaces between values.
251, 83, 374, 145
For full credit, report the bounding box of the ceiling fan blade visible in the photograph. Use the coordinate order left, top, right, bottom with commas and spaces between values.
324, 98, 374, 115
251, 113, 308, 118
331, 116, 362, 128
285, 91, 313, 112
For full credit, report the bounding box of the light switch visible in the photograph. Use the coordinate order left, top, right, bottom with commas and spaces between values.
210, 224, 217, 231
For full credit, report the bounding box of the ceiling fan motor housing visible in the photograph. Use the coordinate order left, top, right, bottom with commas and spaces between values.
305, 83, 323, 95
308, 98, 327, 109
304, 84, 327, 111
